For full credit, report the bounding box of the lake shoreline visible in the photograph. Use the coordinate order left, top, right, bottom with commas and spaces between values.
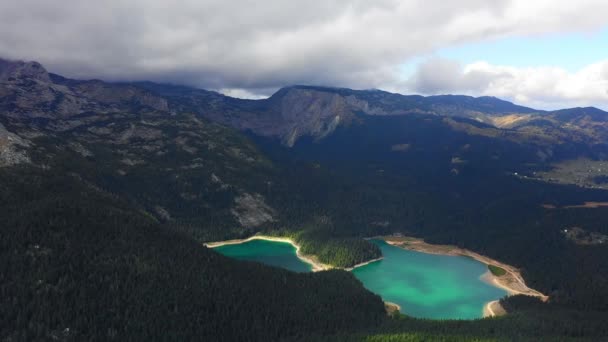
205, 234, 383, 272
206, 235, 395, 311
205, 235, 331, 271
379, 235, 549, 317
483, 300, 506, 318
207, 234, 542, 319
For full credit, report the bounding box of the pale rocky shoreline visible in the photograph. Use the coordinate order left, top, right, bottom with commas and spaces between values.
483, 300, 506, 317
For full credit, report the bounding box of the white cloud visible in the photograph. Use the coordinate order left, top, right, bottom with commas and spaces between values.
0, 0, 607, 108
406, 58, 608, 109
218, 88, 268, 100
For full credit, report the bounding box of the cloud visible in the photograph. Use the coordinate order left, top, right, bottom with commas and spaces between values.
0, 0, 607, 107
406, 58, 498, 94
406, 58, 608, 109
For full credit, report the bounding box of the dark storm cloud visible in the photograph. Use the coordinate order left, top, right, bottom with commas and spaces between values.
0, 0, 606, 98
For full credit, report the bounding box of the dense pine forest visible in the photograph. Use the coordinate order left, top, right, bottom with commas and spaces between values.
0, 166, 387, 341
4, 166, 608, 341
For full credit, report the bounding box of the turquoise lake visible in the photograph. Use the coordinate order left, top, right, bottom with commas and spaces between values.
214, 239, 507, 319
214, 239, 312, 273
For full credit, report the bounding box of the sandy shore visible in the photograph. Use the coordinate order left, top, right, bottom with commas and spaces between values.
483, 300, 506, 318
381, 235, 548, 318
384, 301, 402, 315
205, 235, 333, 271
206, 235, 384, 272
207, 235, 394, 313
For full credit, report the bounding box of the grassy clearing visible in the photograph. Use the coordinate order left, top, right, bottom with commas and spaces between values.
488, 264, 507, 277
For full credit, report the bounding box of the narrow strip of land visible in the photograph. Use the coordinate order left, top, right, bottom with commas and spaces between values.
542, 201, 608, 209
483, 300, 506, 318
344, 257, 384, 271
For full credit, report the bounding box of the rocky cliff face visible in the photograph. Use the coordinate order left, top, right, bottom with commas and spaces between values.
189, 84, 608, 146
266, 87, 355, 146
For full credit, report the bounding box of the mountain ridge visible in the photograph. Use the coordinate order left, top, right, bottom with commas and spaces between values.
3, 58, 604, 115
3, 58, 607, 148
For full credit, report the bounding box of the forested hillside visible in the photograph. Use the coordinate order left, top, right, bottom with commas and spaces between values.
3, 166, 607, 341
0, 166, 387, 341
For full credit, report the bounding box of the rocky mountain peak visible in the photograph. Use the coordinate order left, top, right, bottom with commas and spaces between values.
0, 58, 51, 83
0, 58, 169, 119
264, 86, 355, 146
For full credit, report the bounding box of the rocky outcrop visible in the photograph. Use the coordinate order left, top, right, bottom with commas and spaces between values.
231, 193, 276, 228
0, 123, 30, 167
0, 58, 50, 83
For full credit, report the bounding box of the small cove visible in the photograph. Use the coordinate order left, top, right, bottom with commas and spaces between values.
214, 239, 312, 273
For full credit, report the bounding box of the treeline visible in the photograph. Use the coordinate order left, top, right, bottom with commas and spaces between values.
296, 237, 381, 268
321, 296, 608, 341
265, 225, 382, 268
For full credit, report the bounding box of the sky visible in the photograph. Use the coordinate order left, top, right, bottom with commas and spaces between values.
0, 0, 607, 110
